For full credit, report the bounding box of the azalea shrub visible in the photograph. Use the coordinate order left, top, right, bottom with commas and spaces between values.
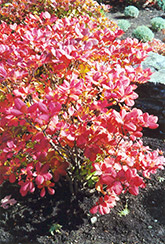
0, 0, 164, 215
0, 0, 112, 23
148, 38, 165, 55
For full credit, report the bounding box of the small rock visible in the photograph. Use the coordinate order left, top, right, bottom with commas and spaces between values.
90, 216, 97, 224
150, 69, 165, 85
141, 52, 165, 85
0, 229, 14, 244
142, 51, 165, 70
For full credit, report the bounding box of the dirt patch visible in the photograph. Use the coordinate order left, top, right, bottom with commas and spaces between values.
105, 4, 165, 43
0, 134, 164, 244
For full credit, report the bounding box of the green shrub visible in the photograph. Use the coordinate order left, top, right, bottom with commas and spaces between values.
132, 25, 154, 42
124, 5, 139, 18
156, 0, 165, 11
117, 19, 131, 31
151, 17, 165, 31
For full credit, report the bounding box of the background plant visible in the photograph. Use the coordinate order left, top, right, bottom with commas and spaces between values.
124, 5, 139, 18
117, 19, 131, 31
156, 0, 165, 11
132, 25, 154, 42
98, 0, 165, 9
151, 17, 165, 31
0, 0, 164, 215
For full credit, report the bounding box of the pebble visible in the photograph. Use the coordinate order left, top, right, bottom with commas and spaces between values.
90, 216, 97, 224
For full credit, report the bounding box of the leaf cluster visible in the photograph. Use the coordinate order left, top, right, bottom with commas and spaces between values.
124, 5, 139, 18
132, 25, 154, 42
117, 19, 131, 31
151, 17, 165, 31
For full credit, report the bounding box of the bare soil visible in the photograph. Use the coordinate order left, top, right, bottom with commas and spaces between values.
0, 135, 164, 244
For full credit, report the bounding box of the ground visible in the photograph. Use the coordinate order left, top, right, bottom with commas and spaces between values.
0, 3, 165, 244
0, 135, 164, 244
105, 4, 165, 43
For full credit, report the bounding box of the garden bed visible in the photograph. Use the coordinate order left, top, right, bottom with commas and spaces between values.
0, 2, 165, 244
0, 136, 164, 244
105, 4, 165, 43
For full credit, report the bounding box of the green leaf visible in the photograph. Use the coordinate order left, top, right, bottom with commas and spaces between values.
118, 203, 130, 217
49, 223, 62, 236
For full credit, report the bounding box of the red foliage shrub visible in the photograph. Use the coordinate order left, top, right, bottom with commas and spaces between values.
0, 0, 164, 215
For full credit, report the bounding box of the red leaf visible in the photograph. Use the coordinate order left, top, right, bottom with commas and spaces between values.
125, 122, 136, 131
40, 163, 49, 174
15, 98, 25, 110
28, 103, 38, 113
36, 162, 42, 172
10, 109, 23, 116
36, 175, 44, 185
48, 187, 55, 195
100, 175, 114, 185
0, 64, 7, 78
76, 135, 87, 147
132, 176, 143, 186
112, 181, 123, 195
38, 102, 49, 114
129, 186, 139, 196
29, 182, 35, 193
90, 205, 98, 214
40, 187, 46, 197
9, 173, 16, 183
99, 203, 110, 215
